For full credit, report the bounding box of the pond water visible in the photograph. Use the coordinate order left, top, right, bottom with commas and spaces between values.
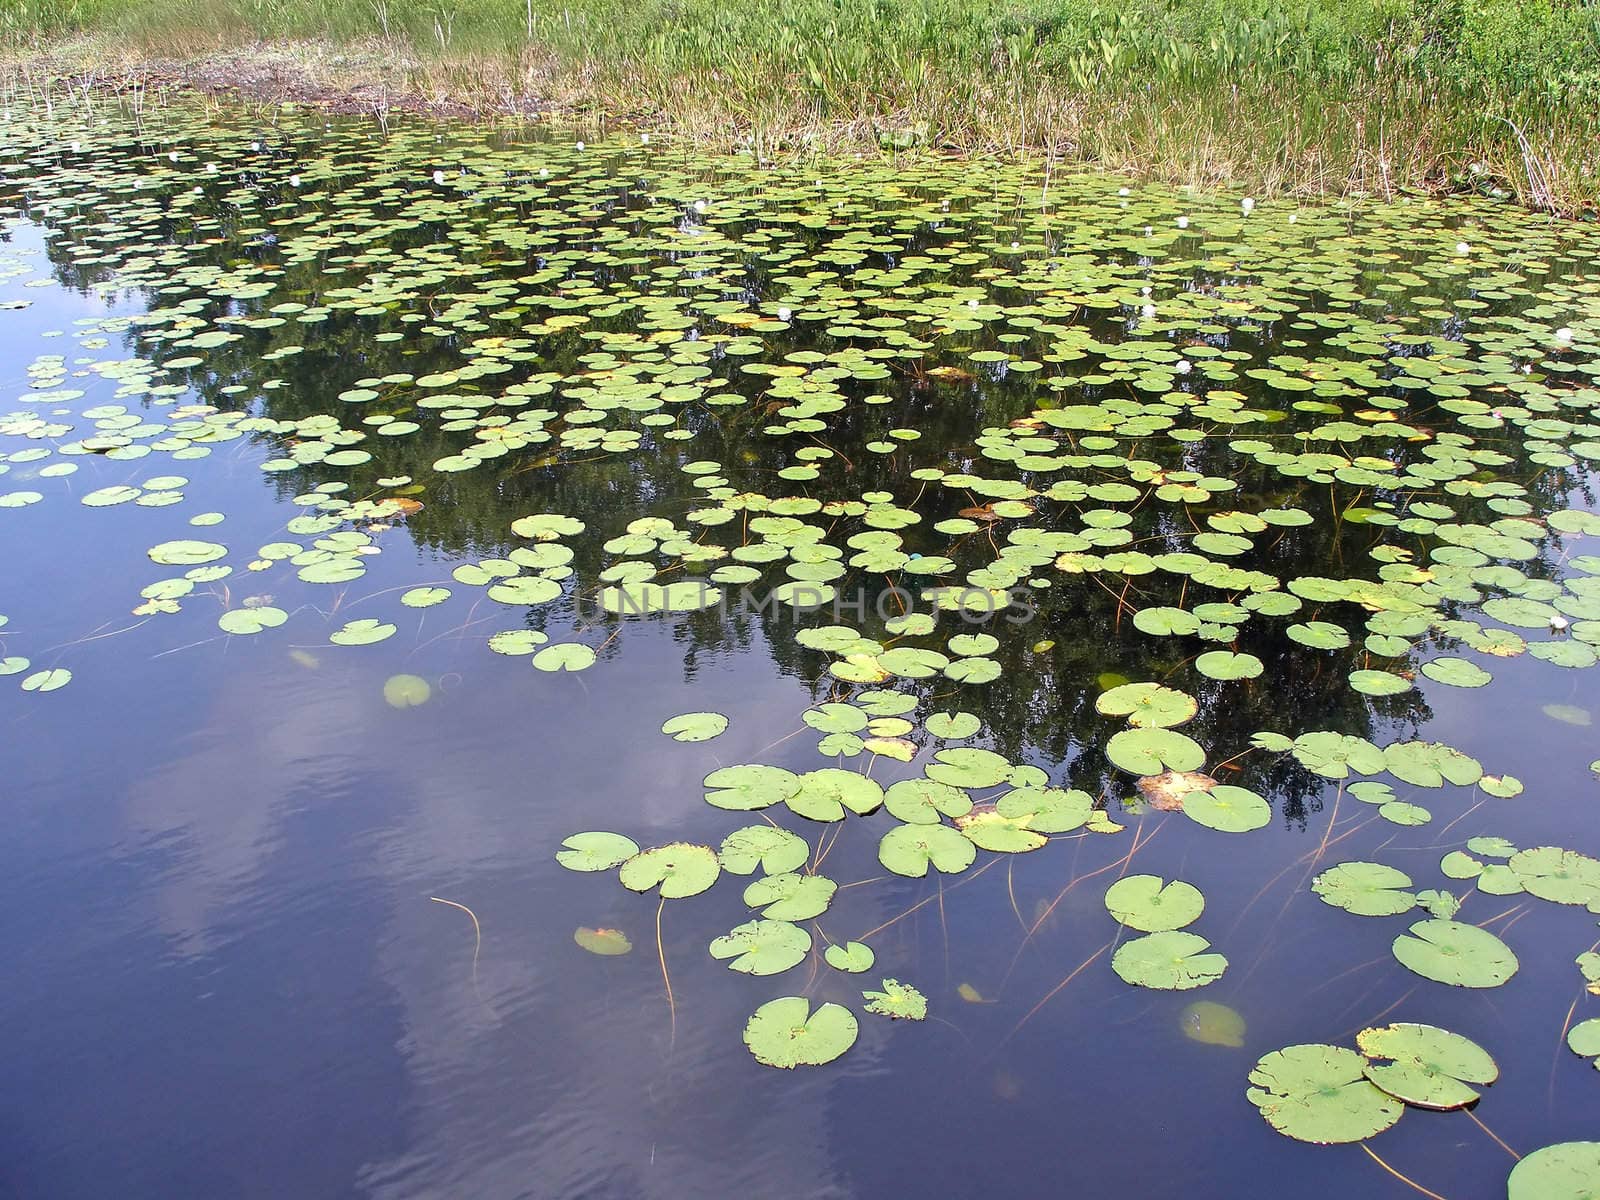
2, 100, 1599, 1199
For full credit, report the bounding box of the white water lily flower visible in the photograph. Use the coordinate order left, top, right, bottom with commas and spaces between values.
1142, 304, 1157, 319
640, 133, 649, 144
1176, 359, 1192, 374
289, 174, 300, 187
1555, 327, 1574, 343
1241, 197, 1255, 214
1176, 216, 1189, 228
1288, 213, 1298, 223
1551, 615, 1571, 633
777, 307, 792, 321
1456, 241, 1470, 254
576, 140, 585, 150
432, 170, 444, 183
1118, 187, 1130, 196
694, 199, 707, 213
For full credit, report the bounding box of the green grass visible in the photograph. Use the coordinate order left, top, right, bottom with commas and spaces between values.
6, 0, 1599, 211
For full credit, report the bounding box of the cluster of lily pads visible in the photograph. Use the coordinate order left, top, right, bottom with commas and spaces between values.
3, 97, 1600, 1194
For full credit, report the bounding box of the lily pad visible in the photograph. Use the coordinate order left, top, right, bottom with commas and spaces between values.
1247, 1044, 1403, 1144
557, 831, 641, 872
825, 941, 875, 973
1391, 919, 1518, 988
863, 978, 927, 1020
619, 843, 720, 898
1357, 1022, 1498, 1110
743, 997, 857, 1069
1111, 931, 1228, 990
709, 919, 811, 975
744, 872, 836, 920
878, 823, 977, 877
1104, 874, 1205, 932
661, 711, 728, 742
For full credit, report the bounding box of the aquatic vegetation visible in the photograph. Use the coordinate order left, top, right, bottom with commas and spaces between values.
3, 94, 1600, 1195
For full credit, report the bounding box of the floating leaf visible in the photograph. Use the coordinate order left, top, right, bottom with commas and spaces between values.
1107, 728, 1206, 775
744, 872, 836, 920
329, 618, 396, 646
825, 941, 875, 973
883, 778, 972, 825
619, 843, 720, 898
1391, 919, 1518, 988
878, 823, 977, 877
1112, 931, 1228, 990
1507, 1143, 1600, 1200
1313, 862, 1417, 916
1247, 1044, 1403, 1144
1181, 785, 1270, 833
1096, 682, 1197, 728
532, 643, 596, 672
743, 997, 857, 1069
863, 978, 927, 1020
718, 825, 809, 875
709, 919, 811, 975
1357, 1023, 1498, 1110
1104, 874, 1205, 932
557, 831, 640, 872
661, 711, 728, 742
705, 764, 800, 811
1508, 846, 1600, 907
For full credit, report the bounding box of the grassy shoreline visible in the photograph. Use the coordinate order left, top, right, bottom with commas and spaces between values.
5, 1, 1599, 213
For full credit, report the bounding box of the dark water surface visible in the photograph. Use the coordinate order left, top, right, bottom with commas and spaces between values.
1, 100, 1599, 1200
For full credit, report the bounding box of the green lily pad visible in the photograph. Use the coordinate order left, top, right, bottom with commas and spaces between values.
995, 786, 1093, 833
718, 825, 809, 875
1096, 682, 1198, 728
20, 667, 71, 693
705, 764, 800, 811
786, 768, 884, 821
218, 607, 287, 635
878, 823, 977, 877
1507, 1143, 1600, 1200
1356, 1022, 1498, 1110
744, 872, 836, 920
1313, 862, 1417, 916
329, 618, 396, 646
532, 643, 596, 672
1420, 657, 1492, 688
957, 810, 1047, 853
1195, 651, 1263, 681
925, 710, 981, 738
619, 842, 720, 898
1104, 874, 1205, 932
709, 919, 811, 975
863, 978, 927, 1020
1247, 1044, 1403, 1144
1107, 728, 1206, 775
1391, 919, 1518, 988
661, 711, 728, 742
557, 831, 641, 872
883, 779, 972, 825
1181, 785, 1270, 833
1111, 931, 1228, 990
825, 941, 875, 973
743, 997, 857, 1069
1508, 846, 1600, 907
